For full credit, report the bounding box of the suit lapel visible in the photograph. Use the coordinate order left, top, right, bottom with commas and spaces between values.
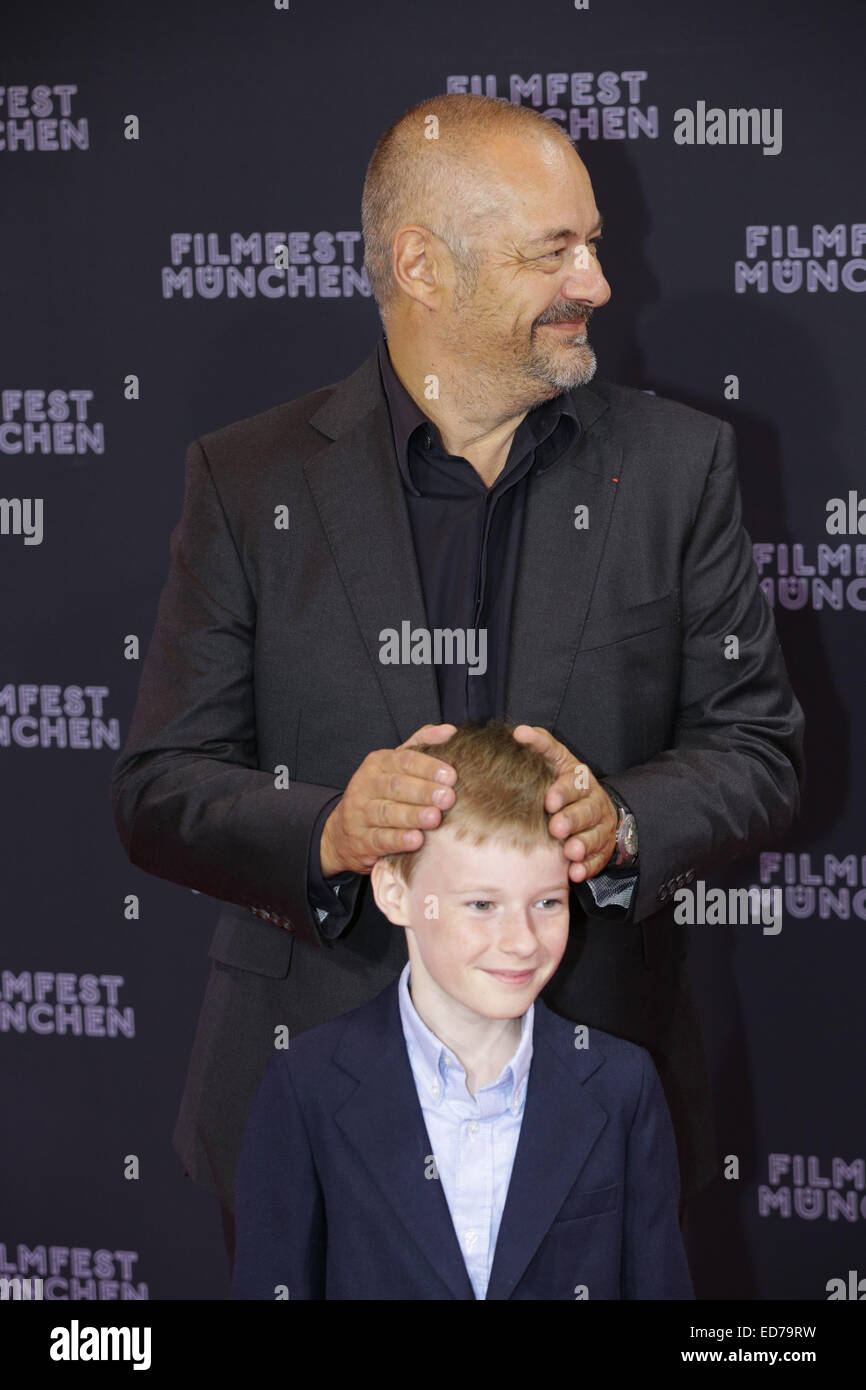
332, 981, 476, 1301
305, 349, 623, 744
504, 396, 622, 735
305, 381, 441, 743
485, 1004, 609, 1301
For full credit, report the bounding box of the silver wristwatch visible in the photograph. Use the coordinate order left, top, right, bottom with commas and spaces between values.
605, 786, 639, 867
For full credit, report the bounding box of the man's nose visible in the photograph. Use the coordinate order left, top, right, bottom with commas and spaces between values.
561, 251, 611, 306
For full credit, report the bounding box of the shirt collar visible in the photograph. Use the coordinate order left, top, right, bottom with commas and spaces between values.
376, 332, 579, 496
397, 961, 534, 1108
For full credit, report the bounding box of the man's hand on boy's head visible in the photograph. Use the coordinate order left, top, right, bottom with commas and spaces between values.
319, 723, 458, 878
511, 724, 618, 883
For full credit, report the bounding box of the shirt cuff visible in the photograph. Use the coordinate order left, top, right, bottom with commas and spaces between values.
307, 795, 358, 926
585, 868, 638, 909
574, 865, 639, 921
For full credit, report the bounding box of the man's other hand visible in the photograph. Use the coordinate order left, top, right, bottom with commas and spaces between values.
320, 724, 458, 877
511, 723, 618, 883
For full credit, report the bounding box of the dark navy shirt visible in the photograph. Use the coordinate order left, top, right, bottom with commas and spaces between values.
378, 334, 580, 721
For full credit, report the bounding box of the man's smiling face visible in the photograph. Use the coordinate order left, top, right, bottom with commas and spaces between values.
443, 130, 611, 406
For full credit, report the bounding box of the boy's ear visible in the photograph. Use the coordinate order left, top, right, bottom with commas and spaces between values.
370, 858, 412, 927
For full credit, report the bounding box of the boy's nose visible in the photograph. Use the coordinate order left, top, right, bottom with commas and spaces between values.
497, 910, 539, 955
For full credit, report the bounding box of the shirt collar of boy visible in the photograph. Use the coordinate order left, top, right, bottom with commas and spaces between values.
398, 963, 534, 1113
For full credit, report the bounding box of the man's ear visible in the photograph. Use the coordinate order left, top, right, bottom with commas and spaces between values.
391, 225, 445, 310
370, 858, 412, 927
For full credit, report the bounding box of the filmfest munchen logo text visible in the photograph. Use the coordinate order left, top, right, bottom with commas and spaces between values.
0, 85, 88, 151
0, 1243, 146, 1299
0, 684, 119, 750
446, 72, 657, 142
0, 389, 104, 456
758, 850, 866, 921
0, 972, 134, 1037
753, 540, 866, 612
759, 1154, 866, 1222
736, 224, 866, 294
162, 232, 368, 300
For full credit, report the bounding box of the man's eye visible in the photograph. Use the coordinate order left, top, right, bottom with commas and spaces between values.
539, 238, 602, 263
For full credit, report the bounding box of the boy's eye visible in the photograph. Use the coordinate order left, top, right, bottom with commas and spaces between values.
465, 898, 565, 911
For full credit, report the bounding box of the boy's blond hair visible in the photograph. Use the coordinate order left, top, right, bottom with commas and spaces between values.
379, 718, 557, 886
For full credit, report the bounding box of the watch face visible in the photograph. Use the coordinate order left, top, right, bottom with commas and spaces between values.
622, 815, 638, 859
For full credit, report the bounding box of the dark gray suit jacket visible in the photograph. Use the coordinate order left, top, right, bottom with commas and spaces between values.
110, 346, 805, 1210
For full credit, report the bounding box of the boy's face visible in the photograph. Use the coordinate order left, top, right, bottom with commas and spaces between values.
372, 824, 571, 1021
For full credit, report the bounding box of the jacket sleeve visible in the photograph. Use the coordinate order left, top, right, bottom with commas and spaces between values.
230, 1052, 326, 1300
306, 796, 365, 930
110, 438, 357, 947
599, 419, 805, 925
621, 1048, 694, 1300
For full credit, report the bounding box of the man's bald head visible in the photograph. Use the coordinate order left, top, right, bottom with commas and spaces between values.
361, 93, 579, 323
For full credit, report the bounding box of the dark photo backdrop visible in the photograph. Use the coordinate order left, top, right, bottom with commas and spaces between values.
2, 0, 864, 1301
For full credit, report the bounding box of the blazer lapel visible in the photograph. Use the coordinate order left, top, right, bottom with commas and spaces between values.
305, 354, 441, 743
504, 389, 623, 735
485, 1004, 609, 1301
332, 981, 476, 1301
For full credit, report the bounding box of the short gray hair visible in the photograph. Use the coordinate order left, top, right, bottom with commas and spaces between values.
361, 93, 575, 322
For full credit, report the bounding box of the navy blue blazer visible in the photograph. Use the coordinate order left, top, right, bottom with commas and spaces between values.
230, 978, 694, 1300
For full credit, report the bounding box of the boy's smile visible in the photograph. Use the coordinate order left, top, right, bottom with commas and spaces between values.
482, 968, 537, 986
372, 824, 571, 1089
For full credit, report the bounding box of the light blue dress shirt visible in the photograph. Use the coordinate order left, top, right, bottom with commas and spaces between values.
397, 962, 533, 1300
